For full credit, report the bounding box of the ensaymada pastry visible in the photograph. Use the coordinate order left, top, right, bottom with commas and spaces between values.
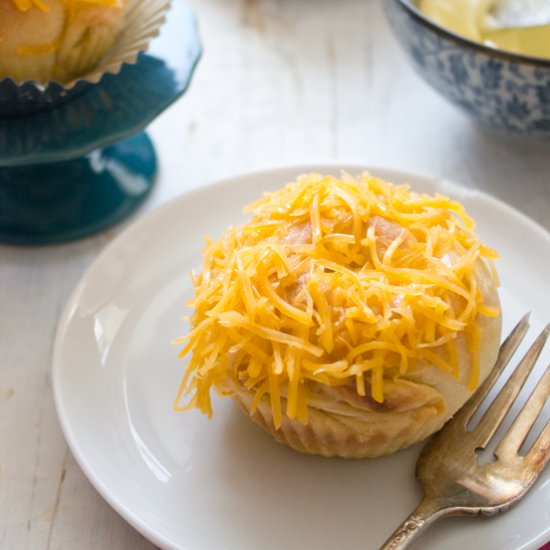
175, 172, 502, 458
0, 0, 128, 84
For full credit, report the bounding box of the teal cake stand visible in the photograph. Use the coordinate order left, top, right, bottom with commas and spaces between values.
0, 2, 201, 245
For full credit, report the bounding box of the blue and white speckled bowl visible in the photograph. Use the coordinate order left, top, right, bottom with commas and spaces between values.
385, 0, 550, 139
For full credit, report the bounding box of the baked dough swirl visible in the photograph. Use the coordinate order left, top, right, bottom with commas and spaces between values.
175, 172, 502, 458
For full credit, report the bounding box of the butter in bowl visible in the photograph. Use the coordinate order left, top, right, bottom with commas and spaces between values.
418, 0, 550, 59
384, 0, 550, 138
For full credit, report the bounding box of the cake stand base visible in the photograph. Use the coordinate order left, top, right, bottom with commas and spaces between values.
0, 132, 156, 246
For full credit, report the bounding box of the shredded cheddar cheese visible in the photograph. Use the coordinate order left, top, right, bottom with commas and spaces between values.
174, 172, 500, 429
10, 0, 121, 11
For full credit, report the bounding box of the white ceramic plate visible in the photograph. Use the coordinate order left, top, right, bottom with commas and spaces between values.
53, 165, 550, 550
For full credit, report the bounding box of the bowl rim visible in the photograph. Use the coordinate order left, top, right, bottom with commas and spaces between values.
393, 0, 550, 68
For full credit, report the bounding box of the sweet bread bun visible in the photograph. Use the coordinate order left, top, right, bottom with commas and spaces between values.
175, 172, 502, 458
0, 0, 127, 83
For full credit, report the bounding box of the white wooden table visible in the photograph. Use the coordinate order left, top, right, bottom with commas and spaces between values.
1, 0, 549, 548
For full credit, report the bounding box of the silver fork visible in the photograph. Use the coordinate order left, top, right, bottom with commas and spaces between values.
380, 314, 550, 550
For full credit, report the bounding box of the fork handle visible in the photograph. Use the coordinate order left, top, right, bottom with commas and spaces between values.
378, 497, 448, 550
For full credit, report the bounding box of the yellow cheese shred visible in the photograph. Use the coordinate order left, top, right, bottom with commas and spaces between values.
11, 0, 121, 12
174, 172, 500, 429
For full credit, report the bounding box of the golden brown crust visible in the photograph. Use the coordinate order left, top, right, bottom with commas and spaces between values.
231, 377, 447, 458
0, 0, 126, 83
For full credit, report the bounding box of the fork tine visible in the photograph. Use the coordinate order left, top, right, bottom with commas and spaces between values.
470, 324, 550, 450
452, 314, 530, 429
494, 363, 550, 460
525, 415, 550, 473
